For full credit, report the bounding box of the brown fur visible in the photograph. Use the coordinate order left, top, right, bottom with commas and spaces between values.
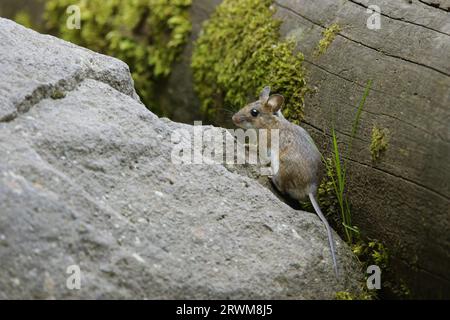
232, 86, 338, 278
232, 88, 322, 200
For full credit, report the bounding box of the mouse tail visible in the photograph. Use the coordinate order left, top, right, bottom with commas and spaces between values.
308, 193, 339, 278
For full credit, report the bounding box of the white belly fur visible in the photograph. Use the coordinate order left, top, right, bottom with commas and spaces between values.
270, 148, 279, 176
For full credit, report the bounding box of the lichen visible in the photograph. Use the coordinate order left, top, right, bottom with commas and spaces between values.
314, 23, 341, 56
191, 0, 307, 125
44, 0, 192, 115
370, 126, 389, 161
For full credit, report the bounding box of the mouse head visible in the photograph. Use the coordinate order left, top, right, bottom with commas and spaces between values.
232, 86, 285, 129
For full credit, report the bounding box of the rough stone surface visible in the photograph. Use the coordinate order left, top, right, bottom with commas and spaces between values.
0, 19, 362, 299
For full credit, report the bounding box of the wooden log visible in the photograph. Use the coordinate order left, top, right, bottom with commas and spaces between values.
274, 0, 450, 298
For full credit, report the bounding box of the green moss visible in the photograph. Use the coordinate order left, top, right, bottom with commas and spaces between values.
335, 291, 353, 300
370, 126, 389, 161
50, 89, 66, 100
314, 23, 341, 56
14, 11, 33, 29
320, 161, 409, 299
352, 239, 389, 271
44, 0, 192, 115
335, 290, 373, 300
394, 280, 411, 298
352, 239, 411, 298
191, 0, 307, 125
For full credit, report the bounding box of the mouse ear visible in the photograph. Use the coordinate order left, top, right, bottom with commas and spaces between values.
266, 94, 284, 113
259, 86, 271, 101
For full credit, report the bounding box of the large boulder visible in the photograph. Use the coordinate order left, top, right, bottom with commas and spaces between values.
0, 18, 362, 299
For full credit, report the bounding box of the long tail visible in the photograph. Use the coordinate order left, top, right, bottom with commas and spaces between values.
309, 193, 339, 278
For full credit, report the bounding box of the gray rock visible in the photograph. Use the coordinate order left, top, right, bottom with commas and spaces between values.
0, 18, 362, 299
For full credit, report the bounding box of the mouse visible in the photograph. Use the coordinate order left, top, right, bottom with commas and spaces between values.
232, 86, 338, 278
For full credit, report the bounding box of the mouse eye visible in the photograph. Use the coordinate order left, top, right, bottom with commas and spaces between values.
250, 109, 259, 117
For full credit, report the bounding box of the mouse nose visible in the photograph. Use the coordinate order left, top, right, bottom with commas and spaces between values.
232, 114, 239, 124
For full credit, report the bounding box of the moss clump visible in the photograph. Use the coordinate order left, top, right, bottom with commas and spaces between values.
314, 23, 341, 56
352, 239, 411, 298
14, 11, 34, 29
44, 0, 192, 115
335, 240, 390, 300
352, 240, 389, 271
319, 158, 410, 299
370, 126, 389, 161
334, 240, 389, 300
50, 89, 66, 100
336, 290, 373, 300
191, 0, 307, 125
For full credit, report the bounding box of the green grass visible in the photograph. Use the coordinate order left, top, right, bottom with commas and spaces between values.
324, 79, 372, 243
316, 81, 406, 298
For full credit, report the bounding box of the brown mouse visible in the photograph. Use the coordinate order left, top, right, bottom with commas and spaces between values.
232, 86, 338, 278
